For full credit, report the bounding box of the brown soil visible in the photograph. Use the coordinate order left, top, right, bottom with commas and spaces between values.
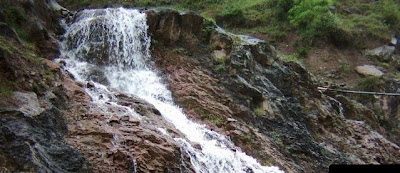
251, 31, 394, 89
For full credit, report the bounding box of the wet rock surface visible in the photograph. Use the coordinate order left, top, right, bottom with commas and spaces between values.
0, 108, 91, 172
149, 9, 400, 172
2, 2, 400, 173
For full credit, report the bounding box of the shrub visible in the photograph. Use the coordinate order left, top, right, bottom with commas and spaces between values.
295, 45, 308, 58
0, 86, 12, 97
216, 8, 246, 27
377, 0, 400, 29
288, 0, 339, 38
271, 0, 295, 19
357, 76, 385, 92
254, 107, 264, 116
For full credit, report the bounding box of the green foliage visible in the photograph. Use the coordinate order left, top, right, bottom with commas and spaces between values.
0, 37, 39, 62
270, 132, 284, 147
58, 0, 400, 47
194, 108, 223, 126
357, 76, 385, 92
241, 133, 254, 144
377, 0, 400, 28
215, 64, 226, 73
338, 60, 351, 73
2, 6, 30, 41
277, 51, 303, 64
0, 86, 12, 97
271, 0, 294, 19
288, 0, 339, 38
173, 47, 188, 54
295, 45, 308, 58
254, 107, 264, 116
3, 7, 26, 27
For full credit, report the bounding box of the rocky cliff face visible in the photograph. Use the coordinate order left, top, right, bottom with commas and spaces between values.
0, 1, 399, 173
146, 9, 400, 172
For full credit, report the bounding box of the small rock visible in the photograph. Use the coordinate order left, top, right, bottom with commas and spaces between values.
355, 65, 384, 77
365, 45, 395, 62
109, 116, 120, 124
87, 82, 95, 88
12, 91, 45, 117
59, 59, 67, 67
227, 118, 237, 123
192, 143, 202, 150
120, 115, 130, 121
128, 117, 140, 126
212, 49, 227, 63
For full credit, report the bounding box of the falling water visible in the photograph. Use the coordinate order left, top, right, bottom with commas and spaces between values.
59, 8, 283, 173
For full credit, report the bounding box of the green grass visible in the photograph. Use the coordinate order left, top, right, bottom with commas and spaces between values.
277, 51, 304, 64
241, 133, 254, 144
254, 107, 264, 117
0, 86, 12, 97
0, 37, 40, 63
357, 76, 385, 92
56, 0, 400, 48
338, 60, 351, 73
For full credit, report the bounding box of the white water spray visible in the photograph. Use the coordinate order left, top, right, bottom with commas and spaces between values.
60, 8, 283, 173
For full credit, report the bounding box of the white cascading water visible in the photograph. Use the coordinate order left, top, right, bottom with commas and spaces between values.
59, 8, 283, 173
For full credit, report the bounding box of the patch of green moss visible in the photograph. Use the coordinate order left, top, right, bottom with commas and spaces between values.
194, 107, 223, 126
253, 107, 264, 117
241, 133, 254, 144
0, 86, 12, 97
0, 37, 40, 63
270, 132, 284, 148
215, 64, 225, 73
357, 76, 385, 92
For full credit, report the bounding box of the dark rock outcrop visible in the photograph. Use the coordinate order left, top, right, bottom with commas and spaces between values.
0, 108, 91, 172
2, 2, 400, 173
148, 9, 400, 172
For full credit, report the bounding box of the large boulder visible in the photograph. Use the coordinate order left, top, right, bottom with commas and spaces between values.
365, 45, 395, 62
0, 109, 91, 172
146, 9, 214, 46
355, 65, 384, 77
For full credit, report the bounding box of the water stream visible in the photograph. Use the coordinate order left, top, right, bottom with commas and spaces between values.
59, 8, 283, 173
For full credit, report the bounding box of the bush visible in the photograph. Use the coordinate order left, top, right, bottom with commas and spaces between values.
216, 8, 246, 27
272, 0, 294, 19
288, 0, 339, 38
357, 76, 385, 92
377, 0, 400, 29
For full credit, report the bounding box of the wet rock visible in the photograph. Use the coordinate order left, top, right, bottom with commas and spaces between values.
153, 10, 181, 45
87, 67, 109, 85
12, 91, 45, 117
146, 9, 215, 46
0, 109, 91, 172
355, 65, 384, 77
181, 11, 204, 39
86, 81, 95, 88
151, 10, 400, 172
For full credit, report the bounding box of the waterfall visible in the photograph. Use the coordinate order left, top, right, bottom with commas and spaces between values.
59, 8, 283, 173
